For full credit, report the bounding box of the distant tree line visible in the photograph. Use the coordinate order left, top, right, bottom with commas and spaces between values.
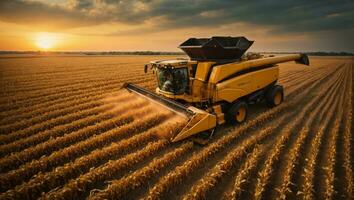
259, 51, 354, 56
0, 51, 185, 55
0, 51, 353, 56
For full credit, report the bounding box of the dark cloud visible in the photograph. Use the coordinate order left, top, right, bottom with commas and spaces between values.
0, 0, 353, 50
0, 0, 106, 29
1, 0, 353, 31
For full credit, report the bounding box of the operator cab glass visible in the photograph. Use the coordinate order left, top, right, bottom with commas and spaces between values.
157, 67, 188, 95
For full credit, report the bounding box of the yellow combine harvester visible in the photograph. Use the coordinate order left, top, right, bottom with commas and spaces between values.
123, 36, 309, 142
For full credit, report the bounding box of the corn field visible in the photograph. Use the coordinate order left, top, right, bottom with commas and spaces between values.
0, 55, 352, 200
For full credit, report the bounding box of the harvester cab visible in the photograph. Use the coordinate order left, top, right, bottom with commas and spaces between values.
123, 36, 309, 143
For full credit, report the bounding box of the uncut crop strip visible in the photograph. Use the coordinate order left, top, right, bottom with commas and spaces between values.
0, 64, 142, 95
0, 68, 149, 105
39, 118, 187, 200
1, 116, 184, 198
0, 75, 153, 112
0, 76, 154, 114
0, 83, 131, 126
273, 67, 344, 200
0, 79, 155, 131
0, 77, 154, 122
0, 72, 146, 106
0, 92, 135, 143
222, 146, 264, 199
0, 111, 177, 193
143, 65, 341, 199
0, 66, 142, 95
0, 61, 143, 84
249, 67, 342, 200
88, 141, 194, 200
1, 70, 123, 97
0, 83, 143, 126
0, 63, 143, 95
0, 96, 144, 157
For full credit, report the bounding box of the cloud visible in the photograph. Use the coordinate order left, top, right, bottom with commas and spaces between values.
0, 0, 353, 51
0, 0, 106, 30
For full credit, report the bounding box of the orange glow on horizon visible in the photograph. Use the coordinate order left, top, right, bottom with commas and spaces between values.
34, 33, 58, 50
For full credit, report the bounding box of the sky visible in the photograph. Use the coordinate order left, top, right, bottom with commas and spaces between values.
0, 0, 353, 52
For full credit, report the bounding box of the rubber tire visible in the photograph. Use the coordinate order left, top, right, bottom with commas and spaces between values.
266, 85, 284, 108
226, 101, 248, 125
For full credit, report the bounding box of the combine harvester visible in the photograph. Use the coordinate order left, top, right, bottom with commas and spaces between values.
122, 36, 309, 143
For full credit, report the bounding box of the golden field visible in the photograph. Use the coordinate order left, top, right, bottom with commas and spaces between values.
0, 55, 352, 200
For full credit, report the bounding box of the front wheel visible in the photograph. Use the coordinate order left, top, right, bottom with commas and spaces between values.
266, 85, 284, 108
226, 101, 248, 125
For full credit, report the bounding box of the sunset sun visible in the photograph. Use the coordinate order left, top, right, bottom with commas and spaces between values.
35, 33, 57, 50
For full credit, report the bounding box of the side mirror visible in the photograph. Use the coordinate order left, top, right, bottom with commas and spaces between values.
144, 64, 148, 73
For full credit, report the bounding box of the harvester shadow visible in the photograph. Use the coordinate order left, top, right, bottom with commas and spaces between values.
205, 101, 269, 142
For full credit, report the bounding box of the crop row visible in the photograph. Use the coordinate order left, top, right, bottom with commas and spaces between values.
279, 65, 329, 85
254, 67, 342, 199
222, 146, 264, 199
143, 65, 341, 199
0, 75, 153, 112
342, 64, 352, 199
183, 131, 276, 200
1, 62, 336, 119
0, 92, 134, 143
40, 118, 187, 199
0, 112, 175, 194
1, 66, 142, 95
321, 65, 348, 200
1, 114, 183, 198
0, 63, 143, 96
0, 68, 150, 105
274, 67, 344, 199
0, 99, 102, 134
0, 103, 153, 173
1, 61, 143, 84
0, 83, 135, 126
88, 141, 194, 200
0, 97, 145, 157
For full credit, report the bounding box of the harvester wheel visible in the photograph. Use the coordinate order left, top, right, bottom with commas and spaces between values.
266, 85, 284, 108
226, 101, 248, 125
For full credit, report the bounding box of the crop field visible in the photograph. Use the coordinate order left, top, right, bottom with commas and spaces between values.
0, 55, 352, 200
